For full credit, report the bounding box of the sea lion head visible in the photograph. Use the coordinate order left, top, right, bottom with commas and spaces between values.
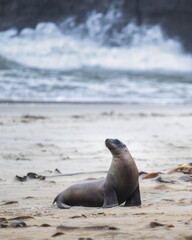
105, 138, 127, 156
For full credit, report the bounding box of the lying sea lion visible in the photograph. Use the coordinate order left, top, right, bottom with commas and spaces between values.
53, 138, 141, 209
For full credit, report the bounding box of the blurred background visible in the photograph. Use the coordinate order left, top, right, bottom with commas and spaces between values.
0, 0, 192, 104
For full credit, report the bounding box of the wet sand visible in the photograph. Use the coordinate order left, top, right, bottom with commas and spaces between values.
0, 103, 192, 240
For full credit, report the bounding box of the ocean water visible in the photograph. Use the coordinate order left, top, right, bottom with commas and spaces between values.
0, 9, 192, 104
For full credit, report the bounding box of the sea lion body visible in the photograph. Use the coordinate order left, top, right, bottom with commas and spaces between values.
53, 139, 141, 209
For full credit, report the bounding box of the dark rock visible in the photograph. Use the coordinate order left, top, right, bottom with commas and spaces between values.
9, 220, 26, 228
179, 175, 192, 182
2, 201, 18, 205
0, 223, 8, 228
0, 0, 192, 52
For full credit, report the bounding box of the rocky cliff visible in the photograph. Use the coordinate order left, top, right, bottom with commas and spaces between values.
0, 0, 192, 52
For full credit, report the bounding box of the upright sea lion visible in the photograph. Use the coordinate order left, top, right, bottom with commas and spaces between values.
53, 139, 141, 209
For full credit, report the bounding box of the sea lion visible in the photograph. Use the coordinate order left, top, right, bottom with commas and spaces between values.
53, 138, 141, 209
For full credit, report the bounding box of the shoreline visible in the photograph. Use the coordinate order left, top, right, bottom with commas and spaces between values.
1, 102, 192, 118
1, 100, 192, 105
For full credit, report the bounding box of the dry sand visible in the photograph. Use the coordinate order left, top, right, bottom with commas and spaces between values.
0, 103, 192, 240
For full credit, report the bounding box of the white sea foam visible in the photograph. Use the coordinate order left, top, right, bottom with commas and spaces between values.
0, 19, 192, 72
0, 9, 192, 104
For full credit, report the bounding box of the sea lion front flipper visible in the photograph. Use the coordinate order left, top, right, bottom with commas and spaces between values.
124, 184, 141, 207
102, 183, 118, 208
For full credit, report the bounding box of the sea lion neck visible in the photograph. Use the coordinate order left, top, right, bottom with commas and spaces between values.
111, 148, 132, 162
111, 149, 128, 158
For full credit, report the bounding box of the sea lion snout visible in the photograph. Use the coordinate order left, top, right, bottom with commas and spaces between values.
105, 139, 127, 156
105, 138, 124, 149
105, 138, 117, 150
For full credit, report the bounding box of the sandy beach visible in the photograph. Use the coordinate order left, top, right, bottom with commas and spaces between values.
0, 103, 192, 240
